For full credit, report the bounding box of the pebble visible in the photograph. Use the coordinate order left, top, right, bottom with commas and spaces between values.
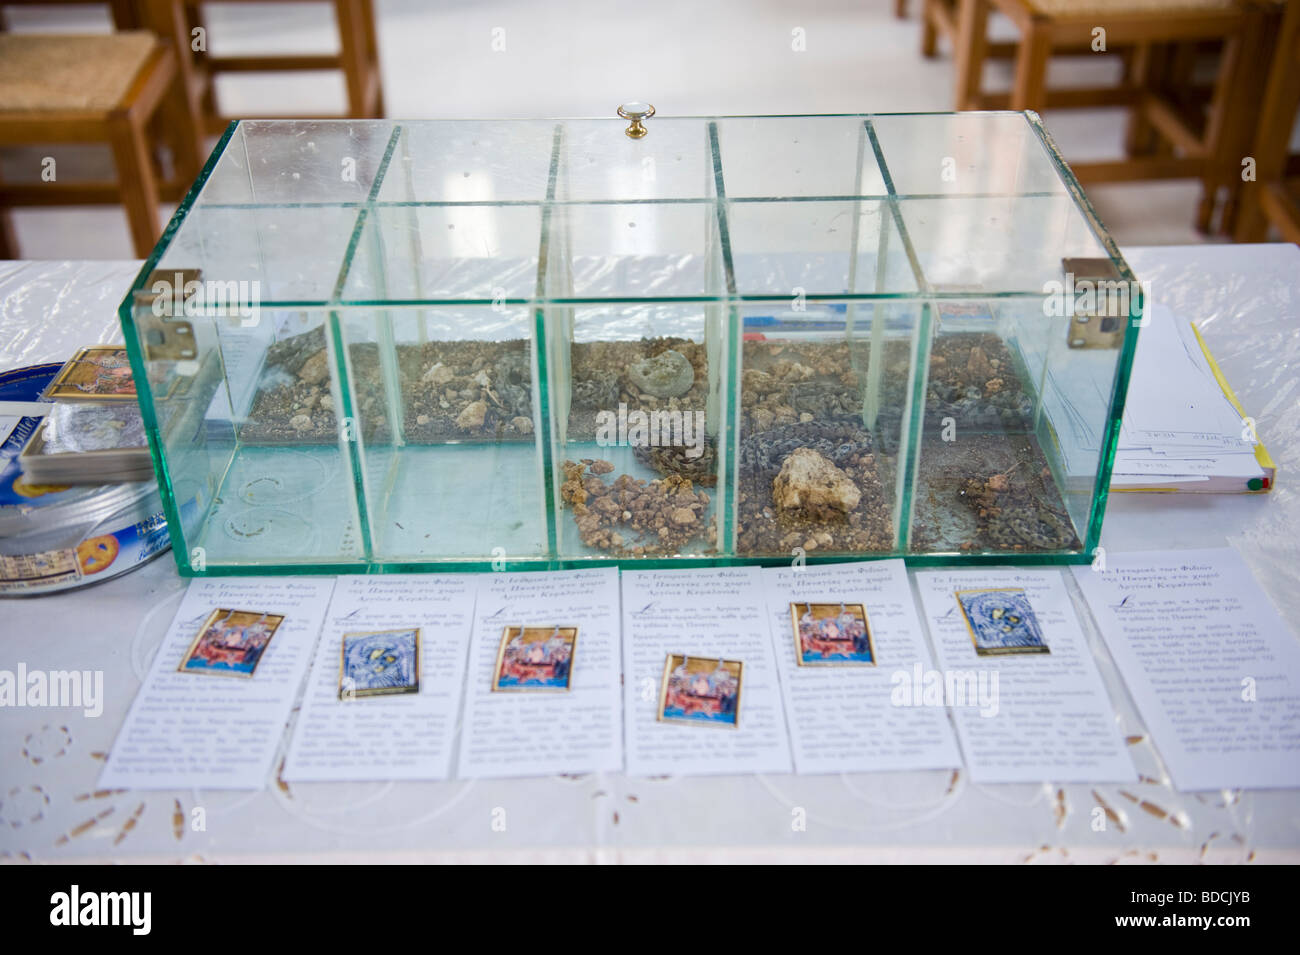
511, 416, 533, 434
967, 345, 994, 380
290, 414, 313, 431
670, 507, 695, 525
298, 351, 329, 385
773, 447, 861, 514
416, 414, 430, 425
422, 362, 454, 387
626, 349, 694, 398
456, 400, 487, 430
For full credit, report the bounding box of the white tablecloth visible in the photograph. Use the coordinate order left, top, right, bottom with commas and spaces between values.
1, 246, 1297, 863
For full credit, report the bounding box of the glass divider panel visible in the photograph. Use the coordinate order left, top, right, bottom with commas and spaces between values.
863, 117, 930, 554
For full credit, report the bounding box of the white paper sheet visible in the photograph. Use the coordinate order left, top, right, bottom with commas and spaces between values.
914, 569, 1135, 784
622, 566, 793, 777
281, 575, 477, 782
1041, 303, 1267, 490
455, 568, 621, 779
1071, 548, 1300, 791
763, 561, 962, 775
99, 577, 336, 791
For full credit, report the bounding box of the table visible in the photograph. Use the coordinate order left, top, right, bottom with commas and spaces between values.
1, 246, 1297, 862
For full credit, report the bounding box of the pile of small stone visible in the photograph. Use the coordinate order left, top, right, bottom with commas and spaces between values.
242, 328, 389, 444
923, 334, 1033, 431
560, 458, 714, 556
736, 421, 892, 556
566, 338, 708, 440
740, 342, 865, 432
957, 466, 1079, 551
633, 438, 718, 487
399, 339, 534, 442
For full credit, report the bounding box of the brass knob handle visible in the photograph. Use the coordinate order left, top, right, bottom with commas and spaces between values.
618, 101, 655, 139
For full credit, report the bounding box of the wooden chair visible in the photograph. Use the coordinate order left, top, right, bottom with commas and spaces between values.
953, 0, 1276, 232
923, 0, 1121, 79
0, 32, 200, 257
137, 0, 384, 136
1233, 0, 1300, 243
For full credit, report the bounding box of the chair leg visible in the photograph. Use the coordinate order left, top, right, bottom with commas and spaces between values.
1012, 18, 1051, 113
337, 0, 370, 118
1236, 0, 1300, 242
108, 114, 163, 258
186, 2, 219, 128
144, 0, 206, 185
1196, 25, 1252, 233
157, 69, 205, 188
896, 0, 909, 18
921, 0, 938, 57
1124, 44, 1163, 156
360, 0, 384, 115
1215, 6, 1275, 236
0, 209, 17, 260
954, 0, 990, 110
1232, 190, 1270, 242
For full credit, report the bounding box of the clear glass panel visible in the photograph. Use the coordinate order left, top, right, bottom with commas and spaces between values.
197, 120, 397, 205
906, 297, 1086, 556
715, 115, 888, 198
340, 202, 542, 302
550, 303, 724, 562
728, 198, 919, 296
128, 303, 368, 568
550, 200, 723, 299
154, 204, 362, 303
121, 112, 1138, 574
338, 305, 549, 562
373, 120, 556, 203
555, 118, 715, 201
870, 112, 1071, 196
733, 300, 918, 558
895, 195, 1112, 293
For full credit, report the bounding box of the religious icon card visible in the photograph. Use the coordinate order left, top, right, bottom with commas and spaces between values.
492, 625, 578, 691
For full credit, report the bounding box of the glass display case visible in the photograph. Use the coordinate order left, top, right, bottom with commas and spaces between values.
117, 111, 1142, 575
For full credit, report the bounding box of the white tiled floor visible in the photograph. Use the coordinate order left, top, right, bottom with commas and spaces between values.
3, 0, 1228, 258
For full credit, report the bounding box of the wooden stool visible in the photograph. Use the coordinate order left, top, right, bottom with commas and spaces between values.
139, 0, 384, 136
1233, 0, 1300, 243
0, 32, 198, 257
955, 0, 1274, 232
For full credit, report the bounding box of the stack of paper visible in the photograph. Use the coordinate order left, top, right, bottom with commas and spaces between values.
1111, 304, 1274, 491
1043, 303, 1275, 493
